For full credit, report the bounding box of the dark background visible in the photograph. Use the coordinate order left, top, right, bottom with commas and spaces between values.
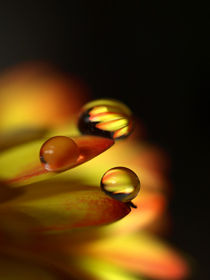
0, 1, 209, 279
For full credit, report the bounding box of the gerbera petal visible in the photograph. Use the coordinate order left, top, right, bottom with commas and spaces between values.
76, 256, 144, 280
82, 233, 189, 280
103, 192, 166, 234
0, 180, 130, 233
0, 136, 114, 186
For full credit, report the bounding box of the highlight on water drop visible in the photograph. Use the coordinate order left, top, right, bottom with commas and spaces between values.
78, 99, 134, 140
40, 136, 80, 172
100, 167, 140, 203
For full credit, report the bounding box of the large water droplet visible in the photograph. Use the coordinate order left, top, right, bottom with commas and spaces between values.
100, 167, 140, 202
78, 99, 133, 140
40, 136, 80, 172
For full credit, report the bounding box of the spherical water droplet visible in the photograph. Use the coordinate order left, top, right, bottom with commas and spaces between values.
40, 136, 80, 172
78, 99, 133, 140
100, 167, 140, 202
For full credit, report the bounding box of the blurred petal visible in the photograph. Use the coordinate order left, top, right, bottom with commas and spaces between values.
0, 127, 48, 152
0, 62, 89, 131
76, 257, 143, 280
82, 233, 189, 280
0, 254, 63, 280
0, 180, 130, 234
0, 136, 114, 186
0, 237, 92, 280
103, 192, 166, 234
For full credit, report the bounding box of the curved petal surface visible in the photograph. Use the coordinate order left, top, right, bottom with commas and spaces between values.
0, 181, 130, 234
0, 136, 114, 186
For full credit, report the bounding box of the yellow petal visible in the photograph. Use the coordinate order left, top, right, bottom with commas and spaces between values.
56, 137, 169, 194
0, 180, 130, 234
82, 233, 189, 280
76, 256, 143, 280
0, 136, 114, 186
0, 127, 48, 152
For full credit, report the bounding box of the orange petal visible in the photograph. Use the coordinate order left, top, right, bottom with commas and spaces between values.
82, 233, 189, 280
0, 181, 130, 234
0, 136, 114, 186
104, 192, 166, 234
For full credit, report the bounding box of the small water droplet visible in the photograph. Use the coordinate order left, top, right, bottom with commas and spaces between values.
78, 99, 133, 140
40, 136, 80, 172
100, 167, 140, 202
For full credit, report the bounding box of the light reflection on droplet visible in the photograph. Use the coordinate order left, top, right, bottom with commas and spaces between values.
78, 99, 133, 140
100, 167, 140, 203
40, 136, 80, 172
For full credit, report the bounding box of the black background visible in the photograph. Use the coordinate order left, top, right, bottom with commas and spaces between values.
0, 1, 209, 279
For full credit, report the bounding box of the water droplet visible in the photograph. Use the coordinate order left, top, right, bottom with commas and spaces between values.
78, 99, 133, 140
100, 167, 140, 202
40, 136, 80, 172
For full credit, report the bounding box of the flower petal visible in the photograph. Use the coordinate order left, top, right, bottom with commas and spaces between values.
75, 256, 144, 280
0, 136, 114, 186
103, 192, 166, 234
56, 137, 169, 193
0, 180, 130, 233
0, 237, 92, 280
0, 62, 88, 131
82, 233, 189, 280
0, 127, 48, 152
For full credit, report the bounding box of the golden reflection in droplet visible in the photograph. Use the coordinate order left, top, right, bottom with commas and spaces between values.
78, 99, 133, 140
100, 167, 140, 202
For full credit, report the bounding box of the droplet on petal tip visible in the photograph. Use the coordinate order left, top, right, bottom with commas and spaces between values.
40, 136, 80, 172
1, 135, 114, 186
78, 99, 134, 140
100, 167, 140, 204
